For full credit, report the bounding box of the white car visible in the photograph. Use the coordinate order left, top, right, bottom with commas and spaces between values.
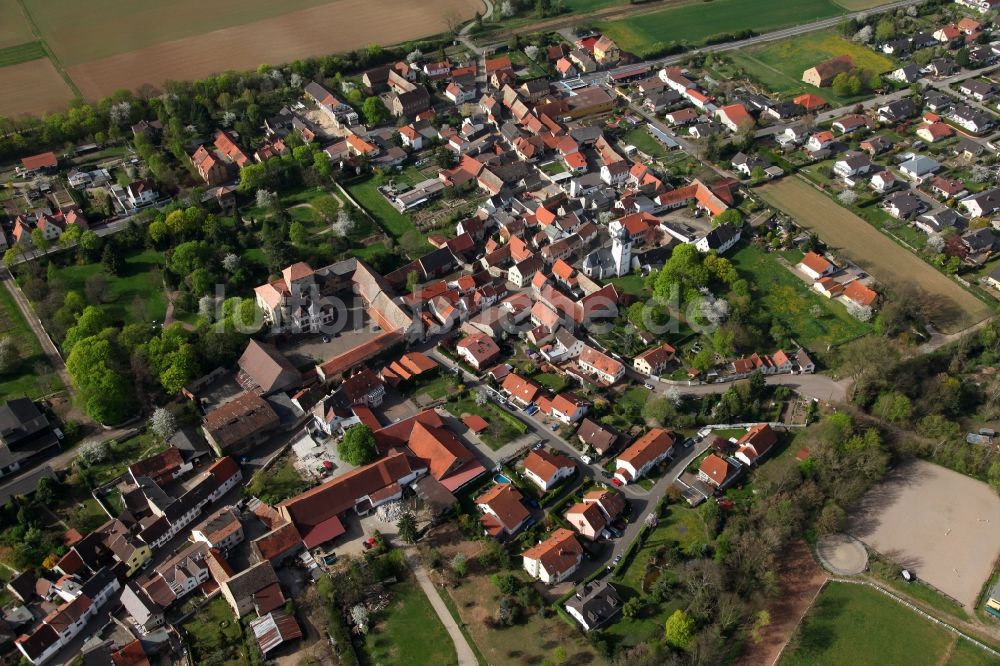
643, 383, 654, 390
581, 455, 592, 464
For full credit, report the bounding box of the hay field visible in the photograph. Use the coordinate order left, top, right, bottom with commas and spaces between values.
759, 178, 993, 333
846, 460, 1000, 610
833, 0, 897, 8
596, 0, 844, 58
0, 0, 33, 49
0, 58, 74, 117
65, 0, 479, 100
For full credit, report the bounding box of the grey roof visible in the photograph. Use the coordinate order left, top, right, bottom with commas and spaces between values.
899, 155, 940, 175
565, 580, 622, 629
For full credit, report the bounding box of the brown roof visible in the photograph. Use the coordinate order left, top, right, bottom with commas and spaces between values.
128, 446, 184, 483
522, 528, 582, 576
699, 453, 730, 485
635, 343, 676, 369
618, 428, 675, 469
238, 340, 302, 394
476, 483, 530, 532
456, 333, 501, 366
279, 452, 423, 533
523, 449, 574, 483
736, 424, 778, 463
583, 489, 626, 519
253, 522, 303, 562
566, 501, 606, 534
576, 418, 617, 451
202, 393, 279, 451
407, 421, 471, 480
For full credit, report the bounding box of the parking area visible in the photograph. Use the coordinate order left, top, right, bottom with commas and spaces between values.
279, 306, 379, 368
846, 459, 1000, 609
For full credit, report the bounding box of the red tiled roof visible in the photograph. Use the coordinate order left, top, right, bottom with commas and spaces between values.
21, 151, 57, 170
524, 449, 574, 482
618, 428, 675, 469
253, 522, 303, 562
522, 528, 582, 576
462, 415, 489, 432
699, 453, 729, 485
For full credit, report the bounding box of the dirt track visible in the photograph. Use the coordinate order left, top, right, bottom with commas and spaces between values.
67, 0, 481, 100
0, 59, 74, 117
736, 540, 827, 666
759, 178, 993, 334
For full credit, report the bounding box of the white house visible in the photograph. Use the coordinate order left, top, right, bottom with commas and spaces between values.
797, 251, 835, 280
522, 528, 583, 584
522, 449, 575, 491
577, 345, 625, 384
614, 428, 674, 484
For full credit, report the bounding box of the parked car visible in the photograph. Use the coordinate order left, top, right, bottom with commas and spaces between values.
611, 478, 622, 487
532, 441, 544, 451
550, 423, 558, 431
643, 383, 654, 390
581, 455, 592, 464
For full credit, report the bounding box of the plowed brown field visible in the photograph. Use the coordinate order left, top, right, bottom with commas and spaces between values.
67, 0, 480, 100
0, 59, 74, 117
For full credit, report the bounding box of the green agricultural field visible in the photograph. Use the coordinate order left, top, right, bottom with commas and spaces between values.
730, 245, 872, 348
359, 579, 457, 666
57, 249, 168, 326
730, 29, 897, 104
565, 0, 625, 12
781, 582, 956, 666
597, 0, 844, 58
0, 41, 45, 67
0, 0, 33, 50
0, 284, 61, 400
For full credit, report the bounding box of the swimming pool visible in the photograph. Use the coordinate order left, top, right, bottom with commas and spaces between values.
494, 473, 512, 484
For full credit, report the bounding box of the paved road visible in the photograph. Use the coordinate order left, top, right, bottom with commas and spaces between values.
405, 550, 479, 666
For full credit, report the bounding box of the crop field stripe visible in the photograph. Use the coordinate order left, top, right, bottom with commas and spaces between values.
0, 40, 45, 67
13, 0, 82, 98
759, 178, 993, 333
596, 0, 845, 58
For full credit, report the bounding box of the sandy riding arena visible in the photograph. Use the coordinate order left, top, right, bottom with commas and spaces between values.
847, 460, 1000, 609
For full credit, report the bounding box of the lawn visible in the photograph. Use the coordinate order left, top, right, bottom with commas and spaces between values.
182, 596, 249, 666
564, 0, 624, 11
730, 244, 872, 348
67, 498, 111, 534
447, 396, 528, 450
947, 637, 1000, 666
56, 249, 167, 327
358, 579, 457, 666
619, 504, 713, 592
623, 126, 669, 159
0, 283, 61, 400
534, 372, 567, 393
77, 433, 168, 488
608, 273, 648, 298
344, 178, 419, 241
597, 0, 844, 58
0, 41, 46, 67
244, 460, 309, 505
730, 29, 896, 104
780, 582, 953, 666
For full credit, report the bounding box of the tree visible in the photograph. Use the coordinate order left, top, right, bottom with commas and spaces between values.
362, 97, 390, 126
397, 511, 417, 544
500, 0, 515, 17
78, 439, 111, 467
837, 190, 858, 205
350, 604, 369, 633
750, 609, 771, 643
149, 407, 178, 440
665, 609, 696, 649
30, 229, 50, 253
622, 597, 642, 618
874, 19, 896, 42
289, 221, 307, 245
815, 502, 845, 535
101, 243, 123, 275
0, 336, 19, 375
338, 424, 377, 465
854, 25, 874, 44
713, 209, 743, 227
451, 553, 468, 576
872, 391, 911, 424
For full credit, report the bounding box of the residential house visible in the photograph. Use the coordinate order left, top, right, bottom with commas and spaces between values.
455, 333, 501, 370
633, 343, 676, 376
476, 484, 531, 538
797, 251, 835, 280
191, 506, 244, 551
734, 424, 778, 466
522, 528, 583, 584
577, 345, 625, 385
522, 449, 575, 491
882, 190, 927, 219
565, 501, 607, 540
916, 121, 955, 143
802, 55, 853, 87
870, 170, 897, 194
960, 188, 1000, 217
877, 99, 917, 124
576, 419, 618, 455
565, 581, 622, 631
899, 154, 941, 182
833, 152, 872, 178
614, 428, 675, 484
